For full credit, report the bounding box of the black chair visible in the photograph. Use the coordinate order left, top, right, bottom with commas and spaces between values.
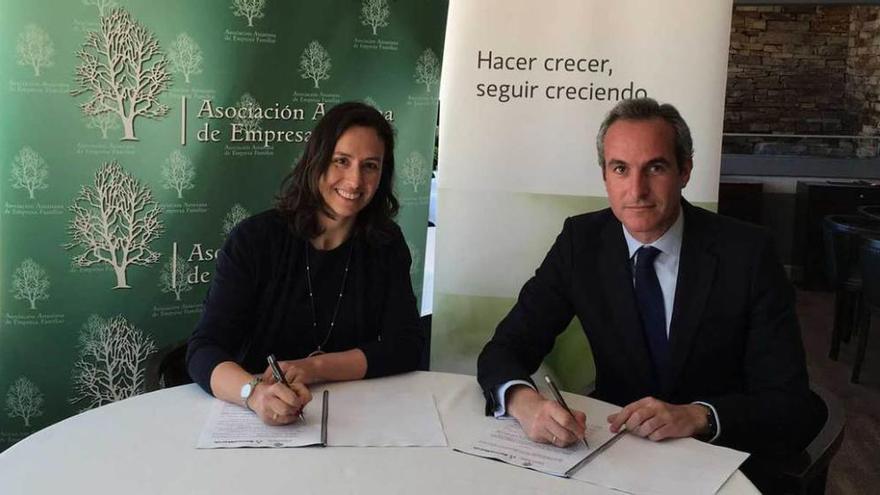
749, 385, 846, 495
856, 235, 880, 383
858, 205, 880, 222
144, 340, 192, 391
821, 215, 880, 364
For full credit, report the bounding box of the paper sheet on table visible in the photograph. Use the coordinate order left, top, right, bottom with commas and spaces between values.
572, 433, 749, 495
196, 399, 323, 448
327, 389, 447, 447
196, 389, 446, 449
455, 421, 620, 477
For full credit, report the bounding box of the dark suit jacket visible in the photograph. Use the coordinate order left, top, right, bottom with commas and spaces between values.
477, 201, 823, 455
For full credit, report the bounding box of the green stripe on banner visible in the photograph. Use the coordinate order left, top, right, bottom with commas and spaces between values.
432, 292, 595, 395
692, 201, 718, 212
434, 190, 610, 298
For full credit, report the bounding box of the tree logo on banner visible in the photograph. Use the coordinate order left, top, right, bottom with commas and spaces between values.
10, 259, 50, 310
400, 151, 428, 193
70, 314, 157, 411
222, 204, 251, 237
71, 8, 171, 141
161, 150, 196, 199
234, 93, 263, 133
5, 377, 44, 427
361, 0, 390, 36
300, 41, 332, 89
10, 146, 49, 200
66, 161, 163, 289
414, 48, 440, 94
158, 255, 194, 301
82, 0, 118, 16
231, 0, 267, 27
84, 113, 121, 140
16, 24, 54, 77
168, 33, 203, 85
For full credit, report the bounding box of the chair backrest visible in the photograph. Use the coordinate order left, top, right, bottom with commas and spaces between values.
822, 214, 880, 287
858, 205, 880, 222
159, 341, 193, 388
861, 236, 880, 312
778, 384, 846, 493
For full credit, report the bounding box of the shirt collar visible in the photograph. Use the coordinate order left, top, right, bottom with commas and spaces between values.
622, 206, 685, 260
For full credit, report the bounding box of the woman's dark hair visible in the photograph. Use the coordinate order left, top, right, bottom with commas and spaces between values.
276, 101, 399, 245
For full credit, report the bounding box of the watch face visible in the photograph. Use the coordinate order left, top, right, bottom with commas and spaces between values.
240, 382, 253, 400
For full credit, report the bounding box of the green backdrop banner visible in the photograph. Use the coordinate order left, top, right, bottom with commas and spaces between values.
0, 0, 447, 450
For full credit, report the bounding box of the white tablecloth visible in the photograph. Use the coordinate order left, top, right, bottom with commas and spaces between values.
0, 371, 757, 494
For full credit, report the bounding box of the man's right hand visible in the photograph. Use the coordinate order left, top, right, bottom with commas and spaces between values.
506, 384, 587, 447
248, 380, 312, 426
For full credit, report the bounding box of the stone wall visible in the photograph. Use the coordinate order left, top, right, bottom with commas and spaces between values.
724, 5, 880, 157
847, 6, 880, 157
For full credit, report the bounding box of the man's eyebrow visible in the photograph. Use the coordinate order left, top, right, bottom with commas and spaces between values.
606, 157, 671, 168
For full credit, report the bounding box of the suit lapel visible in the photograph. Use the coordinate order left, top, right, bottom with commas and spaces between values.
664, 203, 717, 396
596, 218, 655, 387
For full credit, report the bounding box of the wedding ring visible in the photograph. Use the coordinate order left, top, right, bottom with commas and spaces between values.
273, 412, 279, 421
552, 435, 557, 443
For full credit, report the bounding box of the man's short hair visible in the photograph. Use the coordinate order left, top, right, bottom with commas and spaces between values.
596, 97, 694, 170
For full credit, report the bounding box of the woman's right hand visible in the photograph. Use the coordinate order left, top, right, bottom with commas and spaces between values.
247, 380, 313, 426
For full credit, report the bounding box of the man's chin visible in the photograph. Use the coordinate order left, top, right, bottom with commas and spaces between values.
621, 218, 664, 238
621, 212, 659, 227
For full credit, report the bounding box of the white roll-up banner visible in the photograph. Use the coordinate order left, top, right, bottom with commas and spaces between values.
434, 0, 733, 390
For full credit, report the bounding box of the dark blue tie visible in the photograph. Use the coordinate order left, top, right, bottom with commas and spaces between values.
634, 246, 669, 387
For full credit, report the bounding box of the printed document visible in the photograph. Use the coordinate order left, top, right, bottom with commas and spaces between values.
456, 421, 619, 477
196, 399, 324, 448
197, 386, 446, 448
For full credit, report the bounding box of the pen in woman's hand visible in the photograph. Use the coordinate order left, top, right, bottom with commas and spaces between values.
267, 354, 305, 421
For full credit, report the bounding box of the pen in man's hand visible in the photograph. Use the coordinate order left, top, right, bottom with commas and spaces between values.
544, 375, 590, 449
267, 354, 305, 421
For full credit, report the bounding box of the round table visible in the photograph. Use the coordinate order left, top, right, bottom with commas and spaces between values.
0, 371, 757, 494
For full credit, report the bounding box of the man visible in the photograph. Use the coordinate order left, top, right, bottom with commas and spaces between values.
477, 98, 823, 465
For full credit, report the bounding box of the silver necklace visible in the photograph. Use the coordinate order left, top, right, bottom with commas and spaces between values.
304, 239, 354, 357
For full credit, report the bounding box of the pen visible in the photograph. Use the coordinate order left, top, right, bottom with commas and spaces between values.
267, 354, 305, 421
320, 390, 329, 446
544, 375, 590, 449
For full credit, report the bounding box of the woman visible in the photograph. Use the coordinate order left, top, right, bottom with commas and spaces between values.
187, 102, 424, 425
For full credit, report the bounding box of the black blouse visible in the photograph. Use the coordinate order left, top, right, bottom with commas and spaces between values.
186, 209, 424, 394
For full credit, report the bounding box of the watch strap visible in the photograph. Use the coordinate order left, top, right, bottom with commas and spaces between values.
694, 402, 718, 442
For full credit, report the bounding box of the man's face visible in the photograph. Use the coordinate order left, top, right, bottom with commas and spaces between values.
602, 118, 692, 244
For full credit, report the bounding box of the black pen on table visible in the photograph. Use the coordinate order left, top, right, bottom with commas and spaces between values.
544, 375, 589, 449
267, 354, 305, 421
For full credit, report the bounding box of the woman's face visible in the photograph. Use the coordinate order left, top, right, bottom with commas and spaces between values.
318, 125, 385, 224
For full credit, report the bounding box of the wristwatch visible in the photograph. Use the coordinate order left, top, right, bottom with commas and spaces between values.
698, 404, 718, 441
240, 376, 261, 411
